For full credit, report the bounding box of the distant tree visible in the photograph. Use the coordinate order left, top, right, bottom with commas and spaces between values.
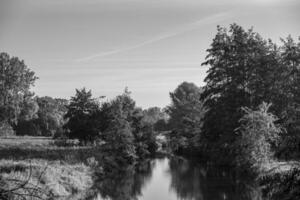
98, 88, 136, 133
142, 107, 169, 132
131, 108, 158, 157
16, 96, 68, 136
167, 82, 205, 152
64, 88, 100, 143
14, 95, 39, 136
18, 94, 39, 122
36, 97, 67, 136
0, 52, 38, 128
100, 89, 158, 160
101, 90, 137, 163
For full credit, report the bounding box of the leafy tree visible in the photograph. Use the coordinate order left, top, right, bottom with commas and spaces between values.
142, 107, 167, 125
274, 36, 300, 158
201, 24, 281, 149
36, 97, 67, 136
167, 82, 205, 152
16, 96, 68, 136
131, 108, 158, 157
100, 89, 158, 160
101, 91, 137, 163
64, 88, 100, 143
0, 52, 38, 128
236, 103, 282, 168
18, 94, 39, 122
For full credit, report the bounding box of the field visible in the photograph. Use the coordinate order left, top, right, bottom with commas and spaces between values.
0, 136, 99, 199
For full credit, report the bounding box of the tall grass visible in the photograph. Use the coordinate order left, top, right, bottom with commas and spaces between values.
0, 137, 99, 199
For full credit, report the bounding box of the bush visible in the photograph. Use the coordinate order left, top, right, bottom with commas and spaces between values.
0, 121, 15, 137
236, 102, 282, 169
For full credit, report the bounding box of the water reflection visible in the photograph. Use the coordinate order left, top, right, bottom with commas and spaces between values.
90, 157, 262, 200
91, 160, 156, 200
168, 157, 262, 200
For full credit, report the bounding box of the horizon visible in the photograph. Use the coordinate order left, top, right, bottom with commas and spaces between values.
1, 0, 300, 108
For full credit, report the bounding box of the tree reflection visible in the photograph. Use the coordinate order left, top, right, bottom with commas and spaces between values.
168, 157, 262, 200
87, 157, 262, 200
91, 159, 155, 200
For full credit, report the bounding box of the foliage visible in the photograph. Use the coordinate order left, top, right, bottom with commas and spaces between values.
236, 103, 282, 168
131, 108, 158, 157
102, 117, 136, 164
201, 24, 281, 145
0, 121, 15, 137
167, 82, 205, 153
100, 89, 158, 162
64, 88, 100, 143
99, 90, 136, 163
200, 24, 300, 161
276, 36, 300, 157
0, 52, 38, 126
16, 97, 68, 137
142, 107, 169, 130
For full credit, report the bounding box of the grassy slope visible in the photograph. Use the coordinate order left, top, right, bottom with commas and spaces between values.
0, 136, 98, 199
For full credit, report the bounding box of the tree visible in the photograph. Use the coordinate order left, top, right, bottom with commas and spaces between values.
15, 96, 68, 136
201, 24, 281, 149
167, 82, 205, 152
101, 91, 137, 163
64, 88, 100, 143
274, 36, 300, 158
131, 108, 158, 157
100, 89, 158, 160
236, 103, 282, 168
0, 52, 38, 128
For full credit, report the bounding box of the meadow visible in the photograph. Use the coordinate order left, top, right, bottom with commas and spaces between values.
0, 136, 100, 199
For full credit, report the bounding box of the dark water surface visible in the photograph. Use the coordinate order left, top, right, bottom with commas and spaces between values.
92, 157, 262, 200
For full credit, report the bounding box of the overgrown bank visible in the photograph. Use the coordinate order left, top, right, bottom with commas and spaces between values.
165, 24, 300, 199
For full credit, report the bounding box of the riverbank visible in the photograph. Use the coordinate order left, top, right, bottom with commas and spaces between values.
0, 159, 93, 199
0, 136, 98, 199
258, 160, 300, 199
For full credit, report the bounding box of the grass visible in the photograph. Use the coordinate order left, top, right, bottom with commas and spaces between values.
0, 136, 101, 199
0, 159, 93, 199
0, 136, 53, 149
258, 160, 300, 199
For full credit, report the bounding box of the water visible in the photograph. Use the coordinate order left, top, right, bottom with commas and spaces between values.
91, 157, 262, 200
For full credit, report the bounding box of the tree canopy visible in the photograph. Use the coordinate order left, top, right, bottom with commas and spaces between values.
0, 52, 38, 126
64, 88, 100, 143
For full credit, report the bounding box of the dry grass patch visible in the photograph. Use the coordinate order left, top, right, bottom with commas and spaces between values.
0, 159, 93, 199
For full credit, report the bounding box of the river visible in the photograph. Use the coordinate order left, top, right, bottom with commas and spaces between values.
91, 157, 262, 200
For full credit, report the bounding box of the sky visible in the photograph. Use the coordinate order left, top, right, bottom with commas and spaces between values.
0, 0, 300, 108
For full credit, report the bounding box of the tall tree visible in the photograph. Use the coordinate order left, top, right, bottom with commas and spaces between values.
201, 24, 281, 147
0, 52, 38, 126
64, 88, 100, 143
101, 90, 137, 163
167, 82, 205, 152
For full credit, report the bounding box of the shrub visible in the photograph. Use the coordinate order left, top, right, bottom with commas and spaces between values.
0, 121, 15, 137
236, 102, 282, 169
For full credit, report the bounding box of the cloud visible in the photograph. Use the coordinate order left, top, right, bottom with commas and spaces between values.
76, 12, 233, 62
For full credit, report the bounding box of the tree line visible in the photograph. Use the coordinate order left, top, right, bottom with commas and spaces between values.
0, 53, 168, 161
167, 24, 300, 168
1, 23, 300, 167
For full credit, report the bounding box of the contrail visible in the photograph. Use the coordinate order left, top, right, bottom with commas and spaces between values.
76, 12, 233, 62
